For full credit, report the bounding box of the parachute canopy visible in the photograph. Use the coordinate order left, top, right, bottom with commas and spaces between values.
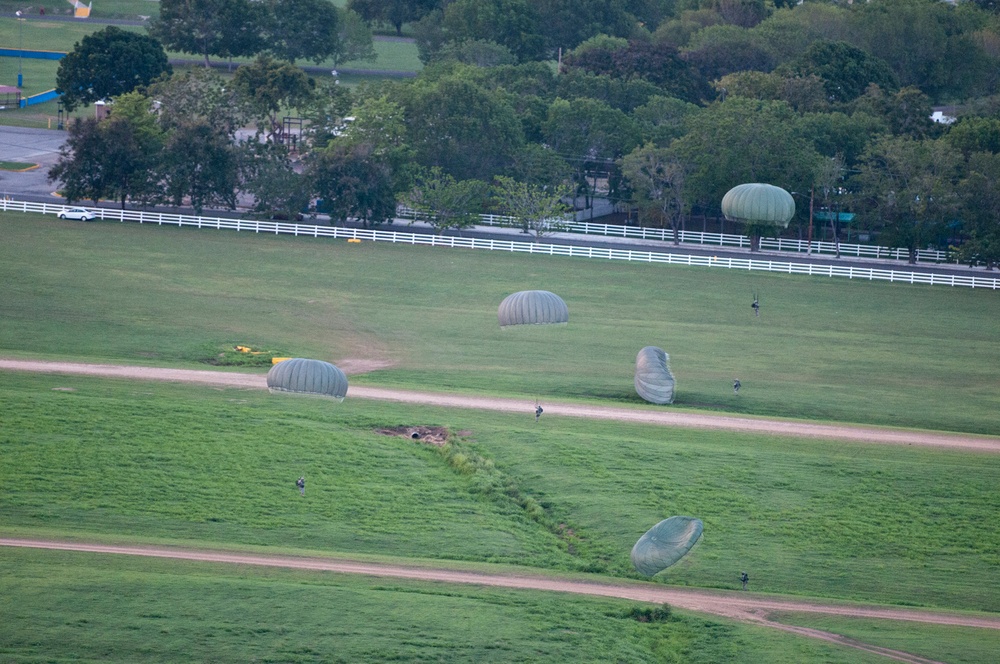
498, 290, 569, 327
631, 516, 703, 576
721, 183, 795, 228
266, 358, 348, 401
634, 346, 675, 404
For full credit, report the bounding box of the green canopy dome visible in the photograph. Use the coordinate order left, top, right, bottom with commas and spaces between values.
631, 516, 703, 577
267, 358, 348, 401
498, 290, 569, 327
634, 346, 675, 405
721, 183, 795, 228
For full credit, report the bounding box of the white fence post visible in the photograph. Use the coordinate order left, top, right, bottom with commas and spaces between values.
10, 197, 997, 289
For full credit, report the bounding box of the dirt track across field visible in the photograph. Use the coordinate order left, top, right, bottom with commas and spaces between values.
4, 359, 1000, 661
2, 538, 997, 664
2, 359, 998, 453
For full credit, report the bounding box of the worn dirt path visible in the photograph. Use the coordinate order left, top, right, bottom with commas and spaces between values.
2, 359, 998, 452
4, 360, 999, 661
3, 538, 998, 664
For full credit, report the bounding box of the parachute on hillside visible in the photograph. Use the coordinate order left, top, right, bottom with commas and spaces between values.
266, 358, 348, 401
631, 516, 703, 577
634, 346, 675, 404
497, 290, 569, 327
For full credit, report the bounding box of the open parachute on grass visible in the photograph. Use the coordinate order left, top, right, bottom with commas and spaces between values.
266, 358, 348, 401
497, 290, 568, 327
631, 516, 703, 576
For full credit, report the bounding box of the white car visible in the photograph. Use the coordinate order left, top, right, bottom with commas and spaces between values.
58, 207, 95, 221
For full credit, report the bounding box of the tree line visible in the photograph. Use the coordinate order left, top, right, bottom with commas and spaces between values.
50, 0, 1000, 266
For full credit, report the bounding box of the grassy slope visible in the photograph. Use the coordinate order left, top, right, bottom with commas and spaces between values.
2, 372, 999, 615
0, 548, 895, 664
2, 212, 999, 662
769, 613, 1000, 664
2, 212, 998, 434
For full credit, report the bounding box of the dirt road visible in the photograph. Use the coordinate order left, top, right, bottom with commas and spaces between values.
4, 359, 999, 661
3, 538, 997, 664
2, 359, 998, 452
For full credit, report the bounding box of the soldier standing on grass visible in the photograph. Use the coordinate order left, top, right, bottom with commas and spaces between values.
297, 476, 305, 496
535, 404, 543, 422
733, 379, 741, 394
740, 571, 749, 590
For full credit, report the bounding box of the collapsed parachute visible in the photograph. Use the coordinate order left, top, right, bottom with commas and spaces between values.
266, 358, 348, 401
498, 290, 569, 327
631, 516, 703, 576
634, 346, 675, 404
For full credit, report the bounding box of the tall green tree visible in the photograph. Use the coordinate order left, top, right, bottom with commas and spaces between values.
849, 0, 995, 100
620, 143, 690, 244
150, 0, 266, 67
145, 67, 250, 138
534, 0, 638, 52
668, 98, 821, 213
333, 7, 378, 67
335, 94, 416, 191
439, 0, 546, 62
853, 136, 962, 263
158, 120, 239, 214
945, 117, 1000, 157
554, 70, 663, 114
780, 39, 898, 103
238, 143, 313, 221
541, 97, 641, 208
955, 152, 1000, 269
310, 142, 398, 227
263, 0, 341, 64
682, 24, 778, 81
232, 56, 316, 140
563, 39, 711, 104
348, 0, 438, 37
48, 93, 164, 209
56, 27, 172, 112
398, 75, 525, 181
631, 95, 699, 147
402, 167, 488, 234
492, 176, 573, 242
853, 85, 936, 139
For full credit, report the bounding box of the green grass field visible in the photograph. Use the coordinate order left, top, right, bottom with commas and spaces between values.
0, 0, 346, 20
770, 612, 1000, 664
2, 212, 998, 434
0, 19, 420, 126
0, 18, 421, 71
2, 210, 999, 661
2, 371, 999, 613
0, 549, 901, 664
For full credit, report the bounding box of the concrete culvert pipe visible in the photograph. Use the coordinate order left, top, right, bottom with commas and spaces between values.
411, 431, 421, 439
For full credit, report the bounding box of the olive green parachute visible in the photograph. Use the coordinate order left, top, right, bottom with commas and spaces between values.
721, 183, 795, 228
497, 290, 569, 327
266, 358, 348, 401
634, 346, 675, 404
631, 516, 703, 576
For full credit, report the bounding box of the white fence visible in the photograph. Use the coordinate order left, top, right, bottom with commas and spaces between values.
397, 207, 951, 263
9, 199, 998, 289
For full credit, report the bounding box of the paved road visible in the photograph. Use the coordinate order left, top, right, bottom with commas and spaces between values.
0, 126, 63, 199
